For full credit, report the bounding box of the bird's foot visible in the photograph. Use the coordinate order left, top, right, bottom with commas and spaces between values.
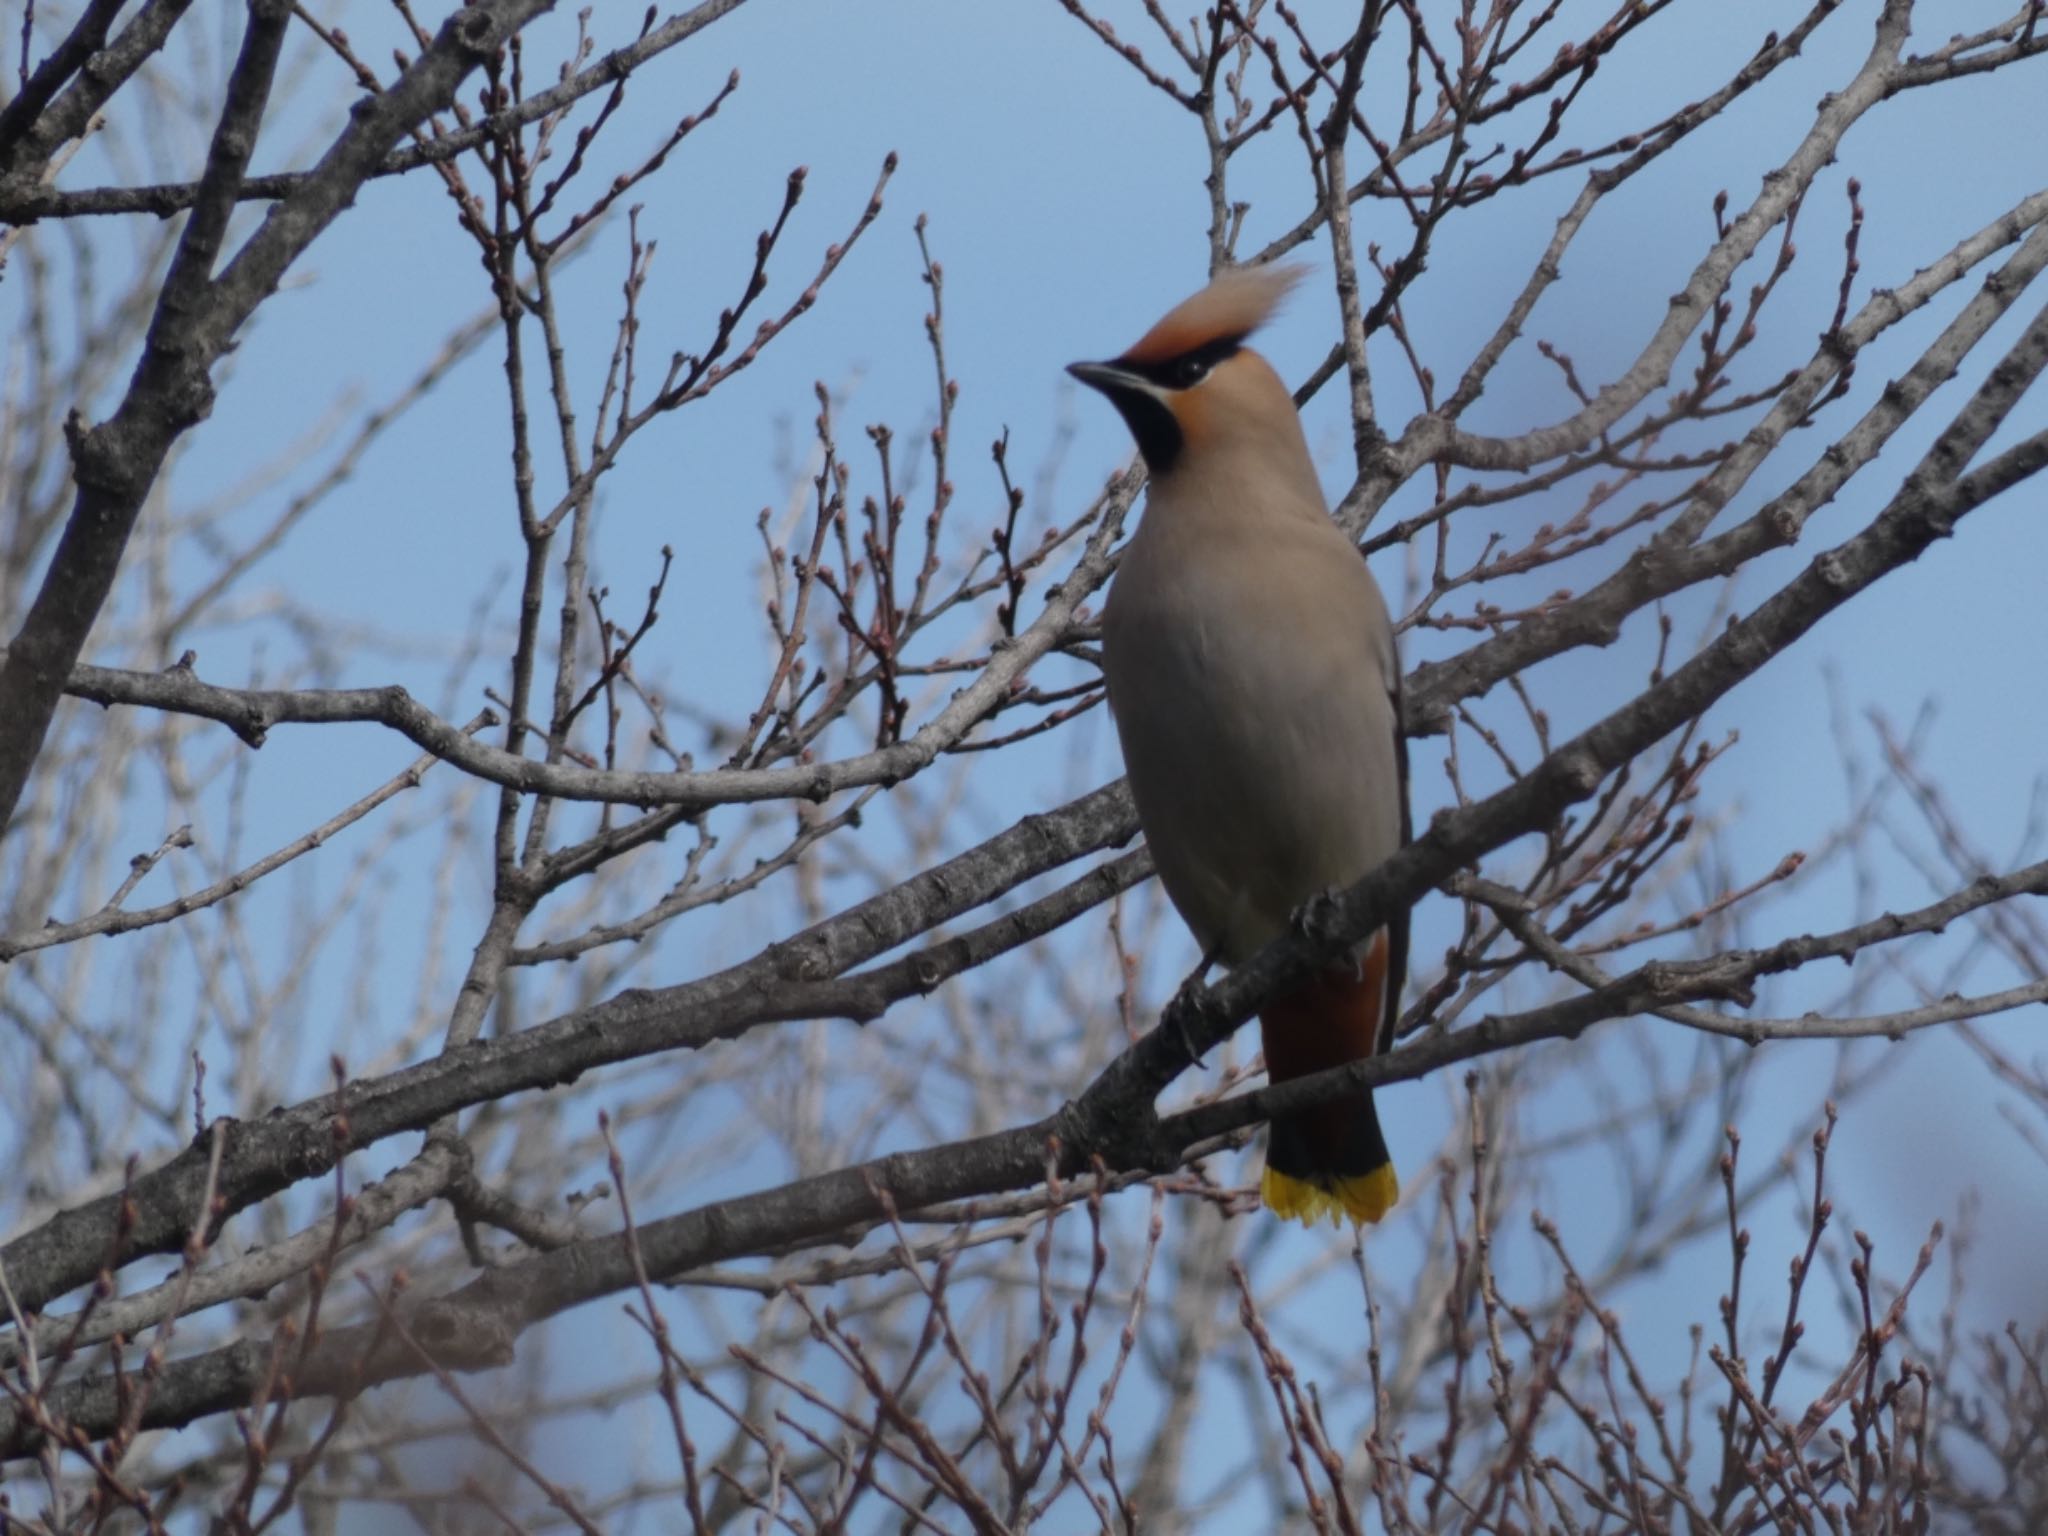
1292, 886, 1364, 978
1291, 884, 1346, 944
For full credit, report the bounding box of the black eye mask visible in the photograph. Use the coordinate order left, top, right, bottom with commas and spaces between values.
1117, 333, 1245, 392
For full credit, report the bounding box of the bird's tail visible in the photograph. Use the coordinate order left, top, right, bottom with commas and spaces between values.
1257, 929, 1399, 1227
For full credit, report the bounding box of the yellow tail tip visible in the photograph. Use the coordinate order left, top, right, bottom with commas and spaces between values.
1261, 1163, 1399, 1227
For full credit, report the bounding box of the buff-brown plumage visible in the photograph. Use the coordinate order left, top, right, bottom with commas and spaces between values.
1072, 266, 1410, 1227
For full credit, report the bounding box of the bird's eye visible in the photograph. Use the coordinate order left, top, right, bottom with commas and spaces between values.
1171, 357, 1212, 388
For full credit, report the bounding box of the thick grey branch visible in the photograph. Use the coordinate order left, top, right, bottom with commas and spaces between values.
0, 0, 199, 181
0, 781, 1139, 1315
0, 0, 747, 224
7, 848, 2041, 1456
0, 0, 130, 170
0, 0, 555, 838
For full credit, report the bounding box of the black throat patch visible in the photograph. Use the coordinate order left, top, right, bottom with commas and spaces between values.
1106, 390, 1184, 474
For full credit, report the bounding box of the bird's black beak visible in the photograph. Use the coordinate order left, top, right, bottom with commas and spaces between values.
1066, 360, 1146, 397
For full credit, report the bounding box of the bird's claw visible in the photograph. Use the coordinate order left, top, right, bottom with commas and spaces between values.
1291, 885, 1346, 944
1292, 886, 1364, 978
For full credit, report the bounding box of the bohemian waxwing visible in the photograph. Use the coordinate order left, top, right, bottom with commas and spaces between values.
1070, 265, 1411, 1226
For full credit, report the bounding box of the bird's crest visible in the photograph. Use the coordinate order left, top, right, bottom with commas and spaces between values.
1121, 264, 1308, 365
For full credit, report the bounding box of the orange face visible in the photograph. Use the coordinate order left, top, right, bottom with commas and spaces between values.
1067, 265, 1309, 476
